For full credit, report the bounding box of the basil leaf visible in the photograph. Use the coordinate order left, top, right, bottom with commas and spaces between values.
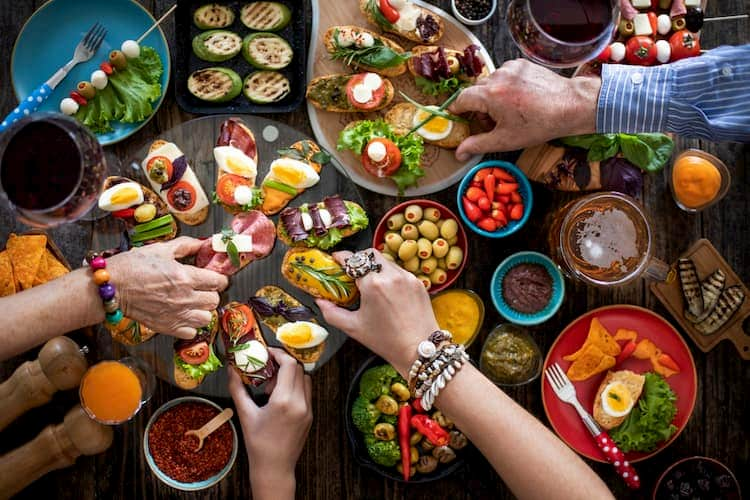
227, 240, 241, 268
619, 135, 655, 171
631, 133, 674, 172
277, 147, 305, 161
312, 150, 331, 164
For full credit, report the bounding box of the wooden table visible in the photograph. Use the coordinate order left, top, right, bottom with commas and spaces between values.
1, 1, 748, 498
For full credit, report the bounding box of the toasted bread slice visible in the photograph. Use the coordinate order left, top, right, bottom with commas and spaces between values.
102, 176, 177, 244
385, 103, 469, 149
261, 140, 325, 215
174, 366, 202, 390
106, 317, 157, 346
276, 200, 366, 248
323, 26, 407, 77
407, 45, 490, 81
358, 0, 443, 44
593, 370, 646, 430
173, 311, 220, 390
306, 74, 395, 113
281, 248, 359, 307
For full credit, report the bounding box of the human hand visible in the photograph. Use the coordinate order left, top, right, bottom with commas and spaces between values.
450, 59, 601, 160
107, 237, 228, 339
229, 348, 312, 499
316, 250, 438, 377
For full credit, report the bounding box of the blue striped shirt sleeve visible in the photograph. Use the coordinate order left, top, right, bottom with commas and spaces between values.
596, 44, 750, 143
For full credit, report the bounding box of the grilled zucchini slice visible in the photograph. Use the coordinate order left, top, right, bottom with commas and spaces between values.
187, 67, 242, 102
192, 30, 242, 62
194, 4, 235, 29
242, 32, 293, 70
243, 71, 291, 103
240, 2, 291, 31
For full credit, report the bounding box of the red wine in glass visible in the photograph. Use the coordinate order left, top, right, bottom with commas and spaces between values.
0, 113, 106, 228
507, 0, 618, 68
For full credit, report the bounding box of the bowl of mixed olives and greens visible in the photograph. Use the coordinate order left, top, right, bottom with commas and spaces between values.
345, 356, 468, 482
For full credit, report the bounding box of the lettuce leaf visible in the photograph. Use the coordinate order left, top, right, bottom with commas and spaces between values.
348, 203, 370, 231
174, 347, 222, 381
610, 372, 678, 453
414, 75, 464, 97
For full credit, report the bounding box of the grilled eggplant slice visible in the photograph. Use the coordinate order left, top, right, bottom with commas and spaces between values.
241, 2, 291, 31
242, 32, 293, 70
188, 67, 242, 102
243, 71, 290, 103
685, 268, 726, 323
693, 285, 745, 335
194, 4, 235, 29
678, 258, 703, 318
192, 30, 242, 62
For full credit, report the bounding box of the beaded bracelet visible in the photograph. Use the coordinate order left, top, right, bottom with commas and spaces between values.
86, 252, 123, 325
407, 330, 469, 411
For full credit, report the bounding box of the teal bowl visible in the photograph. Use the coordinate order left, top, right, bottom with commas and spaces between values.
490, 252, 565, 326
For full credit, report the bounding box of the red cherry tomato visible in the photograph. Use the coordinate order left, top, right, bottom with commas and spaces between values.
69, 91, 87, 106
216, 174, 253, 206
100, 62, 114, 75
658, 353, 681, 372
596, 45, 612, 62
625, 36, 657, 65
222, 304, 256, 338
465, 186, 484, 202
379, 0, 400, 23
145, 156, 174, 178
345, 73, 386, 111
477, 196, 491, 211
509, 203, 524, 221
167, 181, 197, 212
669, 30, 701, 61
616, 340, 637, 365
112, 208, 135, 219
361, 138, 402, 178
178, 341, 209, 365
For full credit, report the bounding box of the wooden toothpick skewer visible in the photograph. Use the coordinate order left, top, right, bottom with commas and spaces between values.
136, 4, 177, 44
704, 14, 749, 22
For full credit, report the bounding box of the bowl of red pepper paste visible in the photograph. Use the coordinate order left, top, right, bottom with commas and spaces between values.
144, 397, 238, 490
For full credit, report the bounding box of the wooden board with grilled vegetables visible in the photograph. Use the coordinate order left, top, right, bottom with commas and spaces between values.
651, 239, 750, 359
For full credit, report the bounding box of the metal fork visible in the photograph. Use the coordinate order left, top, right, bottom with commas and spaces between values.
1, 22, 107, 131
545, 363, 641, 489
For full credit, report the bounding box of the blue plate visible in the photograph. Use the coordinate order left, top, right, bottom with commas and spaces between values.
11, 0, 170, 145
490, 251, 565, 326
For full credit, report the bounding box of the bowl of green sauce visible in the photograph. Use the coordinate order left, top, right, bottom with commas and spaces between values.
479, 324, 542, 386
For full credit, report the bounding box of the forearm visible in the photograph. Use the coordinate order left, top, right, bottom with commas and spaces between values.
0, 268, 102, 360
250, 467, 295, 500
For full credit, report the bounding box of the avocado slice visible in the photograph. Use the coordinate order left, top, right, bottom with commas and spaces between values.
187, 67, 242, 102
242, 32, 293, 70
194, 4, 235, 29
240, 2, 291, 31
192, 30, 242, 62
243, 71, 291, 104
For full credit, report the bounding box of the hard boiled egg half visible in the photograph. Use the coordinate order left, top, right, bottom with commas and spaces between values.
276, 321, 329, 349
266, 158, 320, 189
214, 145, 257, 182
98, 182, 144, 212
413, 106, 453, 142
600, 381, 635, 418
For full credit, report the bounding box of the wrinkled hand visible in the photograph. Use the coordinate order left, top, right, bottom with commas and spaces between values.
229, 348, 312, 497
450, 59, 601, 160
107, 237, 228, 339
317, 249, 438, 377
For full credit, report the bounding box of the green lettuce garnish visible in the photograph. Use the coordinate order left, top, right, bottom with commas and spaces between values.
337, 120, 424, 194
414, 75, 465, 97
558, 133, 674, 173
174, 347, 222, 381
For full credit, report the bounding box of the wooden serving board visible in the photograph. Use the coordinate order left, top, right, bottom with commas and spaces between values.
651, 239, 750, 360
306, 0, 496, 197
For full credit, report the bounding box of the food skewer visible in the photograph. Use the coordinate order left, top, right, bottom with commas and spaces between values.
137, 4, 177, 44
703, 14, 749, 22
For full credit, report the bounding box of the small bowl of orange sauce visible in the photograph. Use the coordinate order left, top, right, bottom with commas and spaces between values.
670, 149, 731, 213
79, 357, 155, 425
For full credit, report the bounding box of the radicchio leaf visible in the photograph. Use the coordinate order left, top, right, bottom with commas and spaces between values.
160, 155, 187, 192
600, 157, 644, 198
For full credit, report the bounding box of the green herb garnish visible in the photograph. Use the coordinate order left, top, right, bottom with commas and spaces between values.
406, 88, 465, 135
263, 179, 298, 196
414, 75, 465, 97
221, 228, 241, 268
331, 28, 411, 69
291, 262, 352, 299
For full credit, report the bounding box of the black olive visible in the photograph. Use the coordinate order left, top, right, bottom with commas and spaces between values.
685, 8, 704, 33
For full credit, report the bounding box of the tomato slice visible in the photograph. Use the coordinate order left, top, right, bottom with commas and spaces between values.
345, 73, 386, 111
361, 138, 402, 178
146, 156, 173, 178
221, 304, 256, 338
167, 181, 197, 212
379, 0, 400, 23
216, 174, 252, 206
178, 341, 209, 365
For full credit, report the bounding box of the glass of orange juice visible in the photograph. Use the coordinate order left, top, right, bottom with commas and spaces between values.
79, 357, 155, 425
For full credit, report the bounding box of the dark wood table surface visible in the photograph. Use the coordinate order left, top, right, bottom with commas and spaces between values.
1, 1, 748, 499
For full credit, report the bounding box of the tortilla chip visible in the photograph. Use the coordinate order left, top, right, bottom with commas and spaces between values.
41, 251, 69, 281
614, 328, 639, 342
652, 360, 678, 378
566, 344, 616, 381
6, 234, 47, 290
0, 251, 15, 296
32, 253, 49, 286
564, 317, 621, 361
633, 339, 660, 360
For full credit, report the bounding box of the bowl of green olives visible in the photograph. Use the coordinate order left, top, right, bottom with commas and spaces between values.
373, 200, 468, 294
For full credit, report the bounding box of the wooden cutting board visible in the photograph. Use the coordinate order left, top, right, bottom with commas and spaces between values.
651, 239, 750, 359
306, 0, 495, 196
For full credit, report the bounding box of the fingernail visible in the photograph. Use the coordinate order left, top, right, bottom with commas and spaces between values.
456, 152, 469, 162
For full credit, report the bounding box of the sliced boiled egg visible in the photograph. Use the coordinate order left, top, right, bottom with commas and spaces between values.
98, 182, 144, 212
601, 382, 635, 418
267, 158, 320, 189
233, 340, 269, 373
413, 106, 453, 142
276, 321, 329, 349
214, 145, 257, 181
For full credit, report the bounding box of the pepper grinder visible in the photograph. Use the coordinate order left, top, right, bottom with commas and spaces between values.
0, 336, 88, 431
0, 404, 113, 499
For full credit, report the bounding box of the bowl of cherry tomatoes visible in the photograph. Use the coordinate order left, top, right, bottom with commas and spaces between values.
457, 161, 532, 238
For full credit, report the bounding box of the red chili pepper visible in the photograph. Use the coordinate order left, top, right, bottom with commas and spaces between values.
492, 168, 515, 183
491, 209, 508, 226
477, 217, 497, 232
412, 398, 425, 413
596, 45, 612, 62
410, 414, 449, 446
69, 91, 87, 106
509, 203, 524, 221
483, 173, 496, 201
473, 168, 492, 183
398, 405, 412, 481
112, 208, 136, 219
462, 196, 482, 222
100, 62, 114, 75
658, 353, 680, 372
647, 12, 658, 35
477, 196, 491, 212
465, 186, 484, 202
379, 0, 400, 23
510, 191, 522, 204
616, 340, 637, 365
496, 183, 519, 195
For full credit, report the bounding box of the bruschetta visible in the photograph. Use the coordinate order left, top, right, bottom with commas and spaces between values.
221, 301, 277, 387
213, 118, 262, 214
260, 140, 327, 215
408, 44, 488, 96
306, 73, 394, 113
359, 0, 444, 44
173, 310, 222, 390
141, 140, 210, 225
324, 26, 408, 77
277, 196, 369, 250
385, 103, 469, 149
281, 248, 359, 307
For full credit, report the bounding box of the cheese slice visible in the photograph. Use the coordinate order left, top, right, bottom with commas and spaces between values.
142, 142, 210, 215
234, 340, 269, 372
630, 0, 650, 7
211, 233, 253, 253
633, 13, 653, 36
684, 0, 700, 6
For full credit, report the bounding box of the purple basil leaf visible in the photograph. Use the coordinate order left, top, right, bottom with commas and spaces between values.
160, 155, 188, 192
600, 157, 644, 198
248, 297, 277, 317
278, 303, 315, 322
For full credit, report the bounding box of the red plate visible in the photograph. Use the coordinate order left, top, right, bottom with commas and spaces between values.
542, 305, 697, 463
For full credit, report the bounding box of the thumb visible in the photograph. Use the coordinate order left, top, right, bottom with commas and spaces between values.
228, 368, 259, 420
316, 299, 360, 338
167, 236, 205, 259
455, 130, 500, 162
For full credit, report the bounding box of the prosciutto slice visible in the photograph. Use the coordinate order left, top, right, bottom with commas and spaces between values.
308, 205, 328, 236
196, 211, 276, 275
324, 196, 350, 229
280, 208, 308, 242
216, 118, 257, 161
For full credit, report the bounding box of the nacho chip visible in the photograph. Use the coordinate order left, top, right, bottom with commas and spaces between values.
633, 339, 660, 360
614, 328, 638, 342
0, 251, 15, 297
652, 361, 678, 378
7, 234, 47, 290
41, 250, 69, 281
564, 317, 621, 361
32, 253, 49, 286
566, 344, 616, 381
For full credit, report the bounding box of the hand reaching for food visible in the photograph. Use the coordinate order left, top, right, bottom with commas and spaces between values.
449, 59, 600, 160
228, 348, 312, 500
107, 237, 228, 339
316, 249, 439, 377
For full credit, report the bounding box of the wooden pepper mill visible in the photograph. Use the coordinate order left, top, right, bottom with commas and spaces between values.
0, 404, 114, 499
0, 336, 88, 431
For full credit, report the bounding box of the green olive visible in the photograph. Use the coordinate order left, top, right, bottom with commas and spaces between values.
417, 220, 439, 240
400, 223, 419, 241
416, 275, 432, 291
134, 203, 157, 223
109, 50, 128, 70
410, 432, 423, 446
672, 16, 686, 31
382, 253, 395, 263
76, 81, 96, 100
429, 268, 447, 285
398, 239, 418, 261
387, 212, 406, 231
423, 207, 441, 223
373, 423, 396, 440
416, 238, 433, 259
618, 19, 634, 36
432, 238, 450, 259
446, 55, 460, 74
421, 257, 438, 275
148, 158, 170, 184
404, 205, 423, 223
410, 446, 419, 464
385, 232, 404, 253
439, 218, 458, 239
390, 382, 410, 402
375, 395, 399, 415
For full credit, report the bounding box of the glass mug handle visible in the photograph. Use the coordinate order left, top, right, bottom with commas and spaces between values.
643, 257, 671, 282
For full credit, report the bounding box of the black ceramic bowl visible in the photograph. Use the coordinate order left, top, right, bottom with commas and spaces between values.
344, 356, 465, 483
653, 456, 741, 500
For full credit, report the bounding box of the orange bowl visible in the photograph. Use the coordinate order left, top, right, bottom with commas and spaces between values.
373, 199, 468, 294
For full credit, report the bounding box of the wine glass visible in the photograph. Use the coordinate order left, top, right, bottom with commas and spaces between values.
506, 0, 619, 68
0, 112, 106, 228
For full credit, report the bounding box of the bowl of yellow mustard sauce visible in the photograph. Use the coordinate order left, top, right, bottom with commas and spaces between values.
430, 289, 485, 347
